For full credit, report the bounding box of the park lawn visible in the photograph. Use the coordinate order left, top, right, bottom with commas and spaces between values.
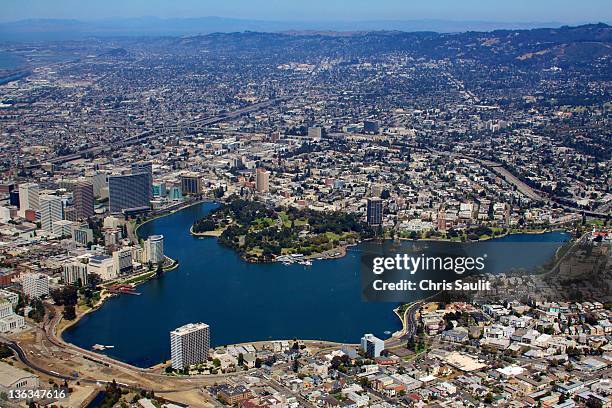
324, 231, 342, 242
250, 217, 275, 232
294, 218, 309, 227
278, 211, 292, 228
246, 247, 263, 257
123, 271, 155, 285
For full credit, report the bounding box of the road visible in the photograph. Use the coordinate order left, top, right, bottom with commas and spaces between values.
26, 96, 291, 169
2, 339, 73, 381
543, 232, 589, 278
385, 301, 423, 350
2, 306, 359, 407
429, 148, 543, 202
429, 148, 609, 218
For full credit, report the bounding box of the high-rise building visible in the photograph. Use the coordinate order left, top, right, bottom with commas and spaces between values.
39, 195, 64, 232
169, 185, 183, 201
62, 259, 89, 286
89, 172, 108, 198
144, 235, 164, 264
113, 247, 133, 275
72, 181, 94, 220
131, 245, 144, 264
18, 183, 39, 217
9, 190, 19, 207
104, 228, 122, 246
108, 173, 150, 213
22, 273, 49, 299
170, 323, 210, 370
180, 174, 202, 195
255, 168, 269, 193
361, 333, 384, 358
366, 197, 383, 226
152, 182, 166, 198
71, 224, 94, 247
52, 220, 73, 237
131, 161, 153, 199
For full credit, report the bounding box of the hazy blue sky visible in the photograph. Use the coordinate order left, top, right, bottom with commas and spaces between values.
2, 0, 610, 23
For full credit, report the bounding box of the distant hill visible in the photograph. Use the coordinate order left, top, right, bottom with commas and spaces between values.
171, 23, 611, 70
0, 16, 589, 41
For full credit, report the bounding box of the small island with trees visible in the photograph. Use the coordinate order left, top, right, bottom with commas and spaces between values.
192, 197, 374, 262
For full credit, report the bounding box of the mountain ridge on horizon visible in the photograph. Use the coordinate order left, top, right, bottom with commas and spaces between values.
1, 16, 609, 41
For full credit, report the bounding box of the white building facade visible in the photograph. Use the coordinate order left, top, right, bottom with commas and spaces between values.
144, 234, 164, 264
18, 183, 39, 217
63, 259, 89, 286
170, 322, 210, 370
22, 273, 49, 299
39, 195, 64, 233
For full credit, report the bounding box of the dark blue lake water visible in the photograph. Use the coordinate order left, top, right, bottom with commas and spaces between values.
63, 202, 569, 367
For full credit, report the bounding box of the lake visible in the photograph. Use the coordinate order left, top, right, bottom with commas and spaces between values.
63, 201, 569, 367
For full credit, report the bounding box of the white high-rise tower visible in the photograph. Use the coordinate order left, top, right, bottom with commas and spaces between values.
18, 183, 40, 217
39, 195, 64, 233
170, 323, 210, 370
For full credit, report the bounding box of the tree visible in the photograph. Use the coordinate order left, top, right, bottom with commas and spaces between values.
50, 286, 78, 306
330, 355, 350, 370
63, 305, 76, 320
0, 345, 13, 359
155, 262, 164, 278
292, 357, 299, 373
28, 298, 45, 323
16, 293, 25, 314
407, 335, 416, 351
87, 273, 102, 288
237, 353, 244, 366
100, 380, 122, 408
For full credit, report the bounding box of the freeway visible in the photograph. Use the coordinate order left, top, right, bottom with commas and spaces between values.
26, 96, 291, 169
430, 148, 610, 219
429, 148, 543, 202
1, 338, 73, 381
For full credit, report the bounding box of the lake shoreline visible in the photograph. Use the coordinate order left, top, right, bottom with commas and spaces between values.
61, 201, 571, 368
190, 221, 565, 265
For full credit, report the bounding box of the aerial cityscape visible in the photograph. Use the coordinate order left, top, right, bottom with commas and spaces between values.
0, 1, 610, 407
